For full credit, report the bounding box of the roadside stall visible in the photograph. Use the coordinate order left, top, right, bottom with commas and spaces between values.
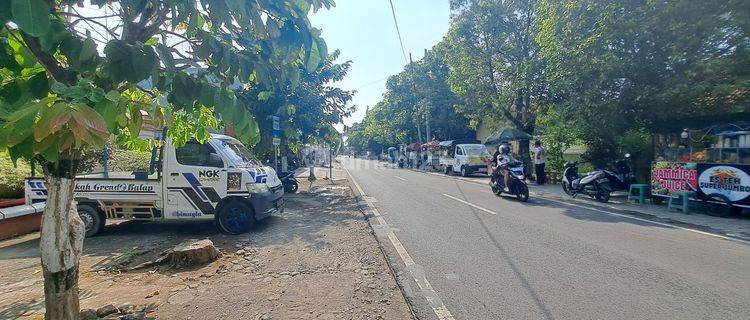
651, 121, 750, 215
484, 128, 534, 175
421, 140, 441, 170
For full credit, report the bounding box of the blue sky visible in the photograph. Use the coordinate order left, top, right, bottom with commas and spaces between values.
310, 0, 451, 129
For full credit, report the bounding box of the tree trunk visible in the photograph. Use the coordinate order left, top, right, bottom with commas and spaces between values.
40, 173, 85, 320
518, 138, 532, 177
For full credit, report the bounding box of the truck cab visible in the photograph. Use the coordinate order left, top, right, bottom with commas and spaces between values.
437, 140, 490, 177
26, 134, 284, 237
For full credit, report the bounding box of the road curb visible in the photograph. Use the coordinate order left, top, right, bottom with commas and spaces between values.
341, 166, 420, 320
414, 169, 750, 245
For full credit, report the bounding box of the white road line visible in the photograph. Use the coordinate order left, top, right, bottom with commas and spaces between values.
344, 165, 456, 320
425, 171, 750, 245
442, 194, 498, 215
395, 176, 407, 181
541, 197, 750, 245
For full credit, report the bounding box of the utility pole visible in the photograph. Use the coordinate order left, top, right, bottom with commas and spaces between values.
410, 52, 423, 144
424, 48, 431, 142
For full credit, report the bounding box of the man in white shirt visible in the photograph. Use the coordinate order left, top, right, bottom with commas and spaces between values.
532, 140, 546, 185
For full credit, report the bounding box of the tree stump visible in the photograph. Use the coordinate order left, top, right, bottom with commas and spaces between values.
165, 239, 222, 268
129, 239, 221, 270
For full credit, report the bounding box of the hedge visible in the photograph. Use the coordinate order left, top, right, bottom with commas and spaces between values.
0, 153, 31, 199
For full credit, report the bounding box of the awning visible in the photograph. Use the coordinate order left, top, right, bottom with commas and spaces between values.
421, 140, 440, 149
484, 128, 533, 145
407, 142, 421, 151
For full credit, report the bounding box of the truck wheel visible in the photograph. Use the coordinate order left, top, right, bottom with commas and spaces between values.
285, 180, 299, 193
461, 166, 469, 177
77, 204, 104, 237
216, 200, 256, 234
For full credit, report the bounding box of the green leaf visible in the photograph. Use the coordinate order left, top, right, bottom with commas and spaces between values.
11, 0, 51, 37
1, 102, 41, 147
258, 91, 273, 101
78, 37, 98, 65
155, 43, 176, 70
103, 40, 159, 83
9, 34, 37, 68
145, 37, 159, 46
27, 72, 49, 98
38, 20, 68, 53
8, 138, 33, 165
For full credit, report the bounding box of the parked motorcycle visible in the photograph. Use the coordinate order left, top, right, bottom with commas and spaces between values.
562, 156, 631, 203
490, 161, 530, 202
279, 172, 299, 193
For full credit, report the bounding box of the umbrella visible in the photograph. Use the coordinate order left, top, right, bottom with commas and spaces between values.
421, 140, 440, 149
484, 128, 532, 145
407, 142, 421, 151
387, 147, 397, 151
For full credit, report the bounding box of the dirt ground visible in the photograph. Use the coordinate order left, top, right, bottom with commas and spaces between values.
0, 166, 413, 320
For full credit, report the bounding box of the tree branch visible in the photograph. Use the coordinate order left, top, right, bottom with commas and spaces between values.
61, 11, 120, 40
18, 33, 76, 86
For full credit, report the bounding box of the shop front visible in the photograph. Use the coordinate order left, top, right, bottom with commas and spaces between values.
652, 121, 750, 212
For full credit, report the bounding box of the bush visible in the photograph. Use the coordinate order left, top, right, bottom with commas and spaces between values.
109, 148, 152, 172
0, 153, 31, 199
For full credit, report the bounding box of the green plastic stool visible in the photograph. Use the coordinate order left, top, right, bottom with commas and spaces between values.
668, 191, 695, 214
627, 184, 650, 204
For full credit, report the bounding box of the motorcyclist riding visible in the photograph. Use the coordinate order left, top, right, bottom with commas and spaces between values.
493, 144, 516, 193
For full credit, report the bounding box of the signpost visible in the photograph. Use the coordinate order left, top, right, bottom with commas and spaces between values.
272, 116, 280, 172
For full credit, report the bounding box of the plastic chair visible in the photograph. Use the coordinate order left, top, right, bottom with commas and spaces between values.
668, 191, 695, 214
627, 184, 650, 204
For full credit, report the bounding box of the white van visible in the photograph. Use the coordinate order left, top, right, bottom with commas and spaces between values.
25, 134, 283, 237
437, 140, 491, 177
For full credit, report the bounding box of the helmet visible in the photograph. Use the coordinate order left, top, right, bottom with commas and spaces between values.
501, 145, 511, 154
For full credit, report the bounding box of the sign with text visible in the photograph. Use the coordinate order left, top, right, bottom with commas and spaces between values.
697, 163, 750, 205
651, 162, 698, 197
272, 115, 280, 137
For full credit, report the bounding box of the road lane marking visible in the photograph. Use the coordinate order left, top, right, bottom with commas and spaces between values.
423, 170, 750, 245
443, 194, 498, 215
344, 165, 456, 320
541, 197, 750, 245
395, 176, 407, 181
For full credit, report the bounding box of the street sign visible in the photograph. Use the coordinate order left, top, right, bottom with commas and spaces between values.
272, 116, 281, 137
273, 137, 281, 146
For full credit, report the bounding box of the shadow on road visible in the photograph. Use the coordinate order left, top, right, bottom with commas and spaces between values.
451, 181, 555, 320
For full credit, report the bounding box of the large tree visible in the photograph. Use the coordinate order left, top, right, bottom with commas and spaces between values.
239, 50, 354, 159
0, 0, 331, 318
345, 42, 474, 154
447, 0, 547, 169
536, 0, 750, 168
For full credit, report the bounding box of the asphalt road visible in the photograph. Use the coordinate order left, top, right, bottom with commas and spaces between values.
342, 158, 750, 320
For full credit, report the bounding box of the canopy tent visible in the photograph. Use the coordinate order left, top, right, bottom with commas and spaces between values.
406, 142, 422, 151
438, 139, 482, 149
421, 140, 440, 149
484, 128, 533, 146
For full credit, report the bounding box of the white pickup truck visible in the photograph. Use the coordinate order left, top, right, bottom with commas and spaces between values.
437, 140, 491, 177
25, 134, 284, 237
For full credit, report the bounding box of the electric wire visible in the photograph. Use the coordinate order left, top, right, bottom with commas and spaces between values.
388, 0, 409, 64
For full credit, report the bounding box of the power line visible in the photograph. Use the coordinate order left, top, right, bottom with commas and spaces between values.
388, 0, 409, 64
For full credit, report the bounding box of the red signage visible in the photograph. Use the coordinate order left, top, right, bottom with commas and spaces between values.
651, 162, 698, 197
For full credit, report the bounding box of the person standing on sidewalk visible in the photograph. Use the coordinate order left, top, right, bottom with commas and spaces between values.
532, 140, 546, 185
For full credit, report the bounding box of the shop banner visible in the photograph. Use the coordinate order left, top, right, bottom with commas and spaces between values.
651, 162, 698, 197
697, 163, 750, 205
